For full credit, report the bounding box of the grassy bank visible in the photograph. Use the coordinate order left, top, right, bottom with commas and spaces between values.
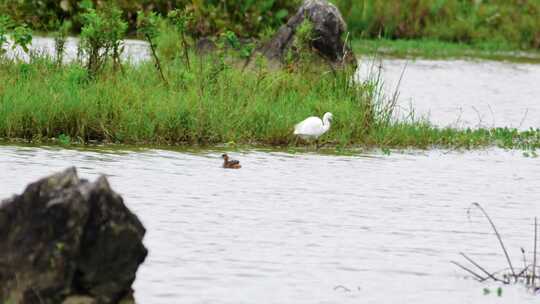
1, 54, 540, 150
353, 39, 540, 62
0, 3, 539, 151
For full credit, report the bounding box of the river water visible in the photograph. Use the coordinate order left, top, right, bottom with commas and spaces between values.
357, 57, 540, 129
1, 146, 539, 303
2, 38, 540, 303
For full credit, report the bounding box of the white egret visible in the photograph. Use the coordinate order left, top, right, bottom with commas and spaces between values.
294, 112, 333, 147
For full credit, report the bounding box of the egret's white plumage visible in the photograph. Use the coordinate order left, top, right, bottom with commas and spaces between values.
294, 112, 333, 140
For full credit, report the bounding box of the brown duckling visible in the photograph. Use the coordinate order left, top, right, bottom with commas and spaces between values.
222, 154, 241, 169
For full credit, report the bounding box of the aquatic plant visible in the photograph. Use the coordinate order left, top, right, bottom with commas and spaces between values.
1, 48, 540, 150
1, 6, 540, 150
453, 203, 539, 293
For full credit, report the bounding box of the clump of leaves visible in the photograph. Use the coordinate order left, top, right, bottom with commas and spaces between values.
11, 24, 32, 54
0, 14, 33, 58
102, 3, 128, 70
79, 2, 127, 76
284, 18, 316, 71
0, 15, 10, 57
58, 134, 71, 145
221, 30, 254, 60
296, 18, 314, 47
79, 9, 108, 75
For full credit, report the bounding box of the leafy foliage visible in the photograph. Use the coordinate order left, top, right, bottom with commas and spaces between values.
0, 14, 33, 57
0, 0, 300, 39
332, 0, 540, 49
79, 3, 127, 75
2, 1, 540, 49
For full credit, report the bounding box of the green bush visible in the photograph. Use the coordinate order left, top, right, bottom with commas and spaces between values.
0, 0, 300, 38
332, 0, 540, 49
1, 1, 539, 49
79, 3, 127, 75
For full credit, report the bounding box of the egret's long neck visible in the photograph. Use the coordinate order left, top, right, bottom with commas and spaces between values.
322, 117, 331, 132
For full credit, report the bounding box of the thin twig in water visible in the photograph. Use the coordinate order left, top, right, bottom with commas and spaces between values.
468, 203, 516, 278
518, 108, 529, 129
471, 106, 484, 128
390, 61, 408, 108
521, 247, 529, 273
460, 252, 506, 283
487, 104, 496, 128
334, 285, 351, 292
533, 217, 537, 287
451, 261, 486, 282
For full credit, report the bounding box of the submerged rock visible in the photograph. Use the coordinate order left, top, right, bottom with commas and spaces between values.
260, 0, 356, 69
0, 168, 147, 304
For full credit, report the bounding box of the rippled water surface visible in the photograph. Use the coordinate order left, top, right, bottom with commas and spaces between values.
357, 57, 540, 129
1, 145, 539, 303
4, 37, 540, 303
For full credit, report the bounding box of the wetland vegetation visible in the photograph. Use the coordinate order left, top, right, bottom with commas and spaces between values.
1, 1, 540, 150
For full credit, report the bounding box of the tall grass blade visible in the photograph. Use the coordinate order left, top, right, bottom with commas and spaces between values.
450, 261, 486, 282
459, 252, 505, 283
533, 217, 537, 287
468, 203, 516, 278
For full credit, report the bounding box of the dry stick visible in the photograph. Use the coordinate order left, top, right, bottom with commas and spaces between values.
341, 31, 350, 65
469, 203, 516, 278
460, 252, 505, 283
181, 31, 191, 70
391, 61, 407, 108
451, 261, 487, 282
471, 106, 484, 128
146, 34, 168, 85
518, 108, 529, 130
533, 217, 537, 287
521, 247, 528, 272
487, 104, 496, 128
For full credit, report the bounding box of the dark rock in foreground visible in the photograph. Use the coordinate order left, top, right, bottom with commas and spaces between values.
0, 168, 147, 304
261, 0, 357, 69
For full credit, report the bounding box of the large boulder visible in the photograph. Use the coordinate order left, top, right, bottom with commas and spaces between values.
260, 0, 357, 69
0, 168, 147, 304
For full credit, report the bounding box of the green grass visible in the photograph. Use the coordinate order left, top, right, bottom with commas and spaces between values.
1, 53, 540, 151
353, 39, 540, 62
335, 0, 540, 51
4, 1, 540, 53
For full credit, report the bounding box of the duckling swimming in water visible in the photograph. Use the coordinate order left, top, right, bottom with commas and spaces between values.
222, 154, 241, 169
